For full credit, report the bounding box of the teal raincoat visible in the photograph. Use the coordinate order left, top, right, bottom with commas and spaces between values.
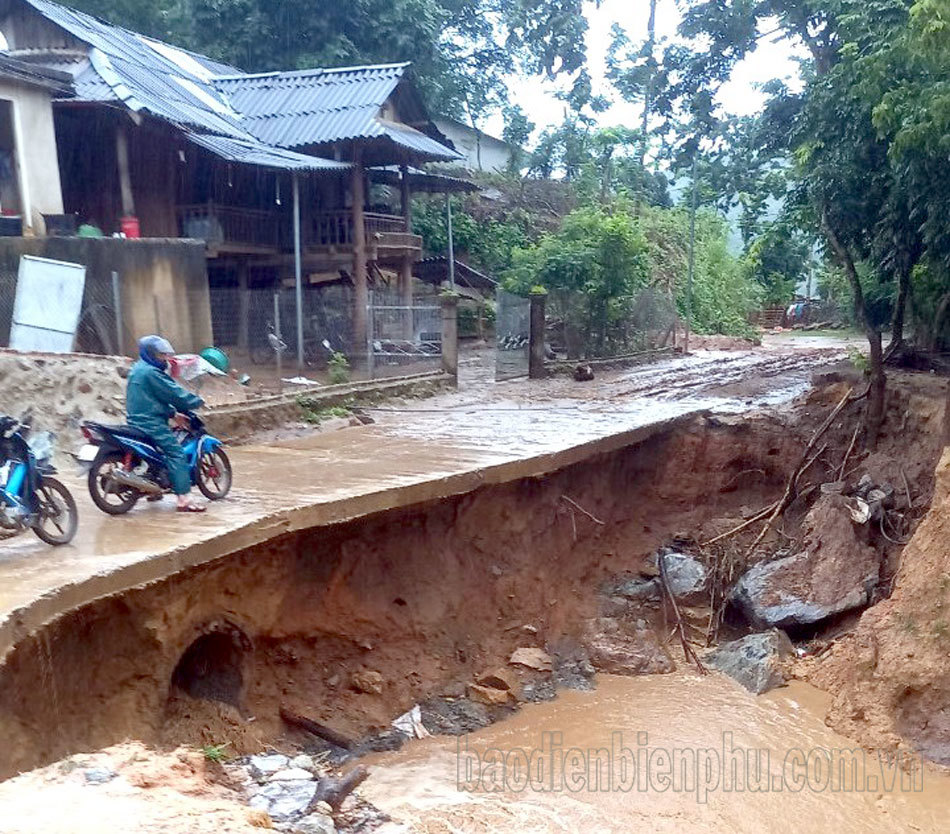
126, 360, 204, 494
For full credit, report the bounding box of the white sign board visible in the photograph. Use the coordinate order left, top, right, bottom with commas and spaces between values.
9, 255, 86, 353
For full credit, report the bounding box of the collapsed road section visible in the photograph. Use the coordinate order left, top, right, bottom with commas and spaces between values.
0, 366, 946, 785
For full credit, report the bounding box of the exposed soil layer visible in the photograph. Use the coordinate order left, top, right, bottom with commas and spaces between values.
0, 742, 264, 834
0, 411, 804, 778
0, 370, 945, 780
804, 444, 950, 762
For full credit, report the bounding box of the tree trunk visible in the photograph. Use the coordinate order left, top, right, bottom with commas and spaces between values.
640, 0, 658, 170
822, 211, 886, 447
929, 292, 950, 352
885, 262, 911, 360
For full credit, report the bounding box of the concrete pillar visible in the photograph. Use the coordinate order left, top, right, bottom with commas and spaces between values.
237, 261, 250, 351
441, 293, 458, 379
399, 257, 413, 339
529, 291, 547, 379
351, 154, 368, 355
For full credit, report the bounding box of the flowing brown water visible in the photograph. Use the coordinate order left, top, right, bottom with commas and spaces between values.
362, 673, 950, 833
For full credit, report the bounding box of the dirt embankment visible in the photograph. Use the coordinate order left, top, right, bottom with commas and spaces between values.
0, 369, 945, 782
0, 350, 286, 450
0, 351, 130, 446
0, 409, 813, 778
805, 430, 950, 761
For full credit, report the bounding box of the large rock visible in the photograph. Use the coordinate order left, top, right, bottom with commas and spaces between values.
351, 669, 384, 695
585, 617, 674, 675
509, 647, 553, 672
247, 754, 291, 781
467, 682, 514, 706
732, 495, 880, 629
249, 780, 318, 822
267, 768, 316, 782
705, 630, 794, 694
292, 812, 337, 834
610, 551, 708, 603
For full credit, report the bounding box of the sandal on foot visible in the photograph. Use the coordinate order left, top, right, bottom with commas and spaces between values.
176, 503, 206, 513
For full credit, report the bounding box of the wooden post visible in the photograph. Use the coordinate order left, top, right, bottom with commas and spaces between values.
399, 164, 414, 338
237, 261, 250, 351
293, 174, 304, 370
445, 194, 456, 289
351, 152, 368, 360
116, 122, 135, 218
400, 163, 412, 232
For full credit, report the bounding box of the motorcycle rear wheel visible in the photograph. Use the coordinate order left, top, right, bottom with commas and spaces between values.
32, 476, 78, 545
88, 452, 140, 515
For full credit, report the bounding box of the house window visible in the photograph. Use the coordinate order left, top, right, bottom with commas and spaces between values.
0, 99, 22, 217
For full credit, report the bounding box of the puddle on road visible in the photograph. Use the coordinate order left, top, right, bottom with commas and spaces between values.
362, 673, 950, 833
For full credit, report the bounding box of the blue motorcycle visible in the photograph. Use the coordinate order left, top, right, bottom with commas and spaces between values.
0, 414, 78, 545
79, 411, 232, 515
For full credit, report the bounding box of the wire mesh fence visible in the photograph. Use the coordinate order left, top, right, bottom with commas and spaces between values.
495, 289, 531, 381
208, 281, 445, 383
0, 261, 130, 355
545, 286, 678, 360
367, 286, 442, 379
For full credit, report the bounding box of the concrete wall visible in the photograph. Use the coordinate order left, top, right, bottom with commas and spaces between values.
0, 78, 64, 233
0, 237, 212, 354
432, 118, 515, 173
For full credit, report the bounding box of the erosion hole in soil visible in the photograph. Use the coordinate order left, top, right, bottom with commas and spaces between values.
170, 627, 249, 706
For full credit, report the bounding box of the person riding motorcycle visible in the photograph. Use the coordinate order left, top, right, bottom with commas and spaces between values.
127, 335, 206, 512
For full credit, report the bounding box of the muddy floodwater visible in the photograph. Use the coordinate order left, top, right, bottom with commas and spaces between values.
363, 673, 950, 833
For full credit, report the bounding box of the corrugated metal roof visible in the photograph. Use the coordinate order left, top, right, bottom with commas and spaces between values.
369, 165, 478, 193
22, 0, 248, 138
187, 134, 352, 173
213, 66, 461, 160
21, 0, 461, 165
378, 121, 461, 162
213, 65, 403, 149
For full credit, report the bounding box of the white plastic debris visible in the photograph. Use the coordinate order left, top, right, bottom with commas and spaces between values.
171, 354, 225, 381
282, 376, 322, 386
846, 496, 871, 525
391, 704, 430, 739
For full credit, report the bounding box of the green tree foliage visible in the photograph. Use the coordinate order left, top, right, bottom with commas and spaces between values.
653, 0, 950, 443
498, 201, 759, 354
503, 202, 652, 355
743, 221, 813, 306
639, 206, 762, 335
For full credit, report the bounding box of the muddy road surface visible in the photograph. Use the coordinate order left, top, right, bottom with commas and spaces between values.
0, 343, 847, 661
367, 343, 849, 449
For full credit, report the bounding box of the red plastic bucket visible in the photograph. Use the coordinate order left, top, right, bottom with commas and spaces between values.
120, 215, 140, 238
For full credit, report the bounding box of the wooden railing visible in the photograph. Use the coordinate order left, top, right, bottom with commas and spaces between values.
177, 203, 279, 250
311, 211, 407, 247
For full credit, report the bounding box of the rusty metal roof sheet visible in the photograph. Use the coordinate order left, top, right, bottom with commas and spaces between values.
0, 52, 72, 92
